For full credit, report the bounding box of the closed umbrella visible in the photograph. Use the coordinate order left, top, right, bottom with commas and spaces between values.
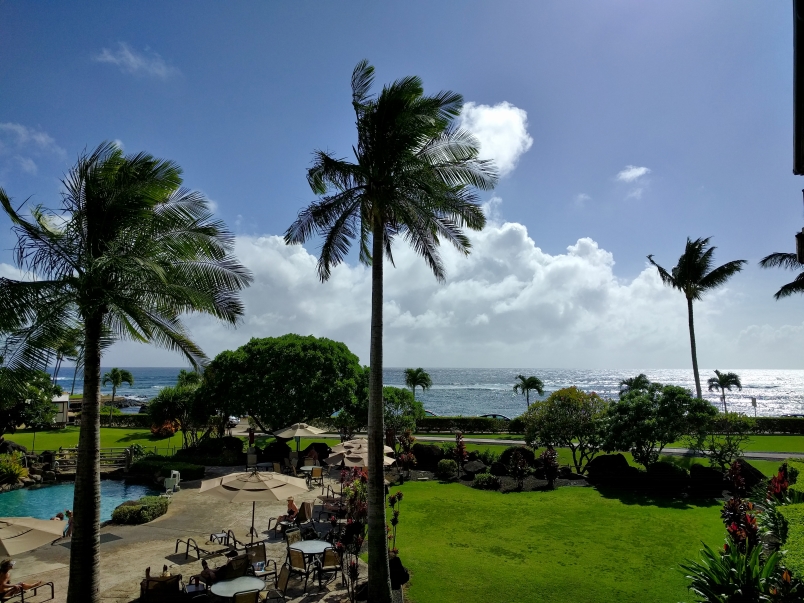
199, 471, 308, 541
324, 451, 394, 468
330, 438, 394, 455
0, 518, 65, 556
273, 423, 325, 452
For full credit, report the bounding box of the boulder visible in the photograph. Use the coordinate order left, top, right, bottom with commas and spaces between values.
20, 478, 35, 487
489, 461, 508, 477
0, 439, 27, 455
30, 474, 42, 484
462, 461, 487, 477
732, 459, 766, 492
42, 471, 56, 483
690, 464, 724, 498
28, 467, 41, 476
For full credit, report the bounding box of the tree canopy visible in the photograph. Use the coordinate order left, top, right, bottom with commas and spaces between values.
404, 368, 432, 400
0, 367, 62, 436
513, 374, 544, 409
201, 334, 362, 430
707, 370, 742, 414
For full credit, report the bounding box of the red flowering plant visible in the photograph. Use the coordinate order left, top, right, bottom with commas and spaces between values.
540, 447, 559, 489
720, 497, 759, 552
767, 464, 790, 502
397, 430, 417, 481
726, 461, 746, 496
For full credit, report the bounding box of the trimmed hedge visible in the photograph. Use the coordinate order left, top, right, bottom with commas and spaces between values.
111, 495, 170, 525
129, 456, 205, 481
416, 417, 509, 433
779, 503, 804, 577
436, 459, 458, 479
472, 472, 501, 490
752, 417, 804, 435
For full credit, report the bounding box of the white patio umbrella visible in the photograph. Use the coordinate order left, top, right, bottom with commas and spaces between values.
199, 470, 308, 540
0, 517, 65, 556
273, 423, 325, 452
330, 438, 394, 455
324, 451, 395, 468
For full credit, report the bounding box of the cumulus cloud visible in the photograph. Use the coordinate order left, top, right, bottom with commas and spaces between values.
574, 193, 591, 207
0, 123, 64, 179
616, 165, 651, 183
459, 102, 533, 177
94, 43, 179, 79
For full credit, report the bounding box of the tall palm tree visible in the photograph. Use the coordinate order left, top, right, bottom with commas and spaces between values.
618, 373, 651, 398
0, 142, 252, 603
69, 325, 115, 396
707, 369, 742, 413
102, 367, 134, 403
648, 238, 745, 399
404, 367, 432, 400
176, 368, 202, 388
758, 252, 804, 298
513, 374, 544, 409
51, 328, 80, 386
285, 61, 497, 602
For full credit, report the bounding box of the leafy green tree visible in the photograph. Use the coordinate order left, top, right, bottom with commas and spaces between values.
758, 251, 804, 299
707, 369, 742, 414
284, 60, 496, 602
0, 367, 61, 436
404, 368, 432, 400
0, 142, 251, 603
522, 386, 608, 474
648, 238, 746, 399
176, 369, 202, 388
383, 386, 425, 443
604, 383, 717, 468
618, 373, 651, 398
201, 334, 362, 431
687, 412, 755, 471
332, 366, 370, 439
102, 367, 134, 403
513, 374, 544, 409
148, 383, 207, 449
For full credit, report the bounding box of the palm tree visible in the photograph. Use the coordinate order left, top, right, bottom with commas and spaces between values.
618, 373, 651, 398
648, 238, 746, 399
0, 142, 251, 603
758, 252, 804, 298
284, 61, 497, 602
51, 327, 80, 386
513, 374, 544, 409
102, 367, 134, 403
69, 325, 115, 396
404, 367, 432, 400
176, 368, 202, 388
707, 369, 742, 413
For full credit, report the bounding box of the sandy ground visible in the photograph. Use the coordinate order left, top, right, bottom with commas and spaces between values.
10, 466, 357, 602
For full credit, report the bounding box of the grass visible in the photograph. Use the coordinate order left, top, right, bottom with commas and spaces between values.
395, 481, 723, 603
6, 427, 177, 453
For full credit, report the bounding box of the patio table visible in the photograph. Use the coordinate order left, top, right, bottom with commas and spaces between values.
210, 576, 265, 598
290, 539, 331, 557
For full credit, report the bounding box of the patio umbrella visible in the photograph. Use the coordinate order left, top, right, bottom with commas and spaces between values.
324, 451, 395, 468
330, 438, 394, 455
199, 470, 308, 541
0, 517, 65, 556
273, 423, 325, 452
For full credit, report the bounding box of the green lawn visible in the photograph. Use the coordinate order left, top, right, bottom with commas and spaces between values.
6, 427, 178, 454
396, 481, 723, 603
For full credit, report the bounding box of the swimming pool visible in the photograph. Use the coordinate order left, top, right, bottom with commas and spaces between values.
0, 480, 159, 522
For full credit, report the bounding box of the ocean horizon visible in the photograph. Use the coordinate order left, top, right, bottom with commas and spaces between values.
49, 366, 804, 418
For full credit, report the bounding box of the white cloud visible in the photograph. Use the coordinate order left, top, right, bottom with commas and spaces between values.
0, 123, 64, 179
94, 43, 179, 79
616, 165, 651, 183
626, 187, 644, 200
14, 156, 37, 175
574, 193, 591, 207
459, 102, 533, 177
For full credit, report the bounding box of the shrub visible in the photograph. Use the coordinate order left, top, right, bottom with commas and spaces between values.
688, 413, 755, 471
779, 503, 804, 577
415, 417, 507, 433
111, 495, 170, 525
539, 448, 559, 489
129, 457, 205, 481
499, 446, 535, 468
472, 472, 501, 490
475, 448, 500, 466
436, 459, 458, 480
508, 416, 525, 434
197, 436, 244, 453
0, 452, 28, 484
410, 444, 443, 470
645, 461, 690, 495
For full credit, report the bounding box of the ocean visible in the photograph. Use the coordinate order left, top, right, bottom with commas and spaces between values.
52, 366, 804, 418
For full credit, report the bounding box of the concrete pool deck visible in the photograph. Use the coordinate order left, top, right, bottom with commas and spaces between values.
10, 466, 354, 602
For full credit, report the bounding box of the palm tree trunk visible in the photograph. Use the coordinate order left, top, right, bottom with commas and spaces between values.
722, 392, 727, 414
686, 296, 703, 399
67, 313, 102, 603
367, 223, 392, 603
70, 354, 82, 396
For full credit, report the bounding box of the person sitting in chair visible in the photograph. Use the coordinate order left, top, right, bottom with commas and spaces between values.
189, 560, 219, 586
277, 496, 298, 524
0, 560, 43, 600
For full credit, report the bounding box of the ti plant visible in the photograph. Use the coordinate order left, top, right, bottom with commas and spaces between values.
540, 447, 559, 489
387, 491, 404, 555
397, 430, 417, 481
454, 431, 468, 477
509, 449, 529, 491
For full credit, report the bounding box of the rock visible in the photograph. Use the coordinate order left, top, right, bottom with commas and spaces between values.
732, 459, 766, 492
0, 439, 27, 455
42, 471, 56, 483
690, 464, 724, 498
559, 466, 573, 479
21, 478, 35, 487
462, 461, 487, 477
489, 461, 508, 477
30, 474, 42, 484
565, 472, 587, 481
28, 467, 41, 476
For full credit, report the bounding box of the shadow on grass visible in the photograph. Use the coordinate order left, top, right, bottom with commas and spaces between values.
594, 485, 721, 510
113, 432, 165, 443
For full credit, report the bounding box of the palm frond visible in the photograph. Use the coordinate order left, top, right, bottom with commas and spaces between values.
759, 252, 800, 270
697, 260, 747, 293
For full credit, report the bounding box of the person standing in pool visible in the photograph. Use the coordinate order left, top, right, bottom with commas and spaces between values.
0, 559, 43, 599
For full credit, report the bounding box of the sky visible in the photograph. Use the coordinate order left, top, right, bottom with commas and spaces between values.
1, 1, 803, 369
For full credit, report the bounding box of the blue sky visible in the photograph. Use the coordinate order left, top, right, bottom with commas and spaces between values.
1, 2, 803, 369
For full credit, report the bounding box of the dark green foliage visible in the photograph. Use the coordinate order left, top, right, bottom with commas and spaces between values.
471, 448, 501, 466
414, 416, 510, 433
384, 386, 426, 436
646, 461, 690, 495
585, 453, 639, 487
509, 449, 530, 490
779, 504, 804, 579
199, 334, 362, 430
507, 416, 525, 434
539, 448, 558, 489
111, 496, 170, 525
752, 418, 804, 435
688, 414, 756, 472
604, 382, 717, 468
0, 452, 28, 484
472, 472, 501, 490
499, 446, 535, 468
0, 368, 61, 435
261, 440, 292, 462
98, 414, 152, 428
129, 456, 205, 481
411, 443, 444, 470
436, 459, 458, 480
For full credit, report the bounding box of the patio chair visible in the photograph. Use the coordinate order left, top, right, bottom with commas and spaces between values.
316, 547, 343, 590
272, 462, 282, 473
139, 574, 183, 603
244, 541, 278, 583
262, 565, 291, 602
303, 458, 315, 467
0, 581, 55, 603
309, 466, 325, 491
282, 458, 292, 474
216, 554, 250, 581
287, 548, 315, 593
232, 590, 260, 603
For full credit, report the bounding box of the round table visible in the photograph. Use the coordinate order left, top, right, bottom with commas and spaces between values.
299, 466, 315, 473
209, 576, 265, 598
290, 539, 331, 556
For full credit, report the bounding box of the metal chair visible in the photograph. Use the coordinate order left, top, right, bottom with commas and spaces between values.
262, 565, 291, 602
272, 462, 282, 473
309, 466, 325, 491
303, 458, 315, 467
316, 547, 343, 590
232, 590, 260, 603
244, 541, 278, 583
287, 548, 315, 593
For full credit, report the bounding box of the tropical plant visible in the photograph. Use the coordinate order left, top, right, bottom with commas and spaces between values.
102, 367, 134, 403
404, 367, 432, 400
387, 491, 403, 554
513, 374, 544, 409
50, 327, 81, 386
648, 238, 746, 398
707, 370, 742, 414
0, 452, 29, 484
0, 142, 251, 603
618, 373, 651, 398
540, 447, 559, 489
688, 413, 755, 472
759, 251, 804, 299
0, 366, 61, 436
176, 369, 202, 388
437, 459, 458, 480
148, 384, 207, 449
284, 60, 496, 602
522, 386, 608, 474
509, 449, 530, 490
454, 431, 468, 476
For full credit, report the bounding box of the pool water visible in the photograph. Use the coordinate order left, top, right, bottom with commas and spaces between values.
0, 480, 159, 521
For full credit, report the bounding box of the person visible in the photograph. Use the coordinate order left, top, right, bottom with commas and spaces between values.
306, 448, 319, 462
276, 496, 298, 525
50, 512, 64, 521
63, 510, 73, 538
0, 559, 43, 599
160, 565, 171, 578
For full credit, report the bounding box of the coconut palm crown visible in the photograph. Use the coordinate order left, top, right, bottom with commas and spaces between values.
648, 237, 745, 399
513, 374, 545, 408
102, 367, 134, 403
758, 252, 804, 299
618, 373, 652, 398
707, 369, 742, 414
284, 60, 497, 603
0, 142, 252, 603
404, 367, 432, 400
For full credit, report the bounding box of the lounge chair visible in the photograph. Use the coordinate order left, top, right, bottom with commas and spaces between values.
308, 466, 325, 491
316, 547, 343, 590
232, 590, 260, 603
0, 582, 55, 603
243, 541, 278, 583
139, 574, 183, 603
216, 554, 250, 581
287, 548, 315, 593
263, 565, 291, 602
